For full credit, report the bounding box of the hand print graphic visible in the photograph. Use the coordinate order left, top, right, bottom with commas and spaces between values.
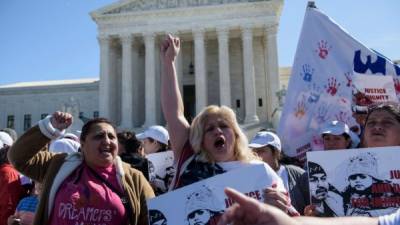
335, 111, 350, 124
300, 64, 314, 82
324, 77, 341, 96
315, 104, 329, 124
308, 83, 322, 104
294, 96, 307, 119
315, 40, 332, 59
344, 72, 353, 87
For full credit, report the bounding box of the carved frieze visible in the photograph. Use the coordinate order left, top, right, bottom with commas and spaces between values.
105, 0, 265, 14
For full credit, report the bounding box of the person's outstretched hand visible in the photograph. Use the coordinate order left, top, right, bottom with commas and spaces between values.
160, 34, 180, 63
218, 188, 300, 225
50, 111, 73, 131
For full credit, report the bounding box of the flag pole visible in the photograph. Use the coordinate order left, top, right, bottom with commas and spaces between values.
307, 1, 316, 8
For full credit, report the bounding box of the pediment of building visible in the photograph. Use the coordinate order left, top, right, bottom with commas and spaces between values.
94, 0, 267, 16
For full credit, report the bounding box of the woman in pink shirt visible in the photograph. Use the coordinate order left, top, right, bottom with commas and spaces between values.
8, 112, 154, 225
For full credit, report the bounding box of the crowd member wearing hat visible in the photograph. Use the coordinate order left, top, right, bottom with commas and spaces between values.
343, 152, 397, 217
8, 111, 154, 225
249, 131, 309, 214
0, 132, 24, 225
136, 125, 170, 155
0, 128, 18, 142
320, 120, 360, 150
362, 102, 400, 148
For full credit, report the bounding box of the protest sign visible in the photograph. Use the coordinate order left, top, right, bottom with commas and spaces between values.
278, 4, 400, 158
307, 147, 400, 217
352, 73, 398, 110
147, 163, 285, 225
146, 151, 175, 195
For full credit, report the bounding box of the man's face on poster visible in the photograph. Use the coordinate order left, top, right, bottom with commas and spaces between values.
187, 209, 211, 225
348, 173, 373, 191
309, 173, 329, 200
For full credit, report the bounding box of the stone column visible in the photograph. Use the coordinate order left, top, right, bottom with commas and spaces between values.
241, 25, 259, 124
217, 27, 231, 107
193, 28, 207, 114
264, 25, 280, 121
131, 38, 140, 127
120, 34, 134, 129
143, 32, 157, 127
98, 35, 111, 119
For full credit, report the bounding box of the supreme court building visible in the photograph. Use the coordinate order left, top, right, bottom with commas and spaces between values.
91, 0, 283, 129
0, 0, 284, 136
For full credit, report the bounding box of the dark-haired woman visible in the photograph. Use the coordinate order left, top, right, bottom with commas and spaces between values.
8, 111, 154, 225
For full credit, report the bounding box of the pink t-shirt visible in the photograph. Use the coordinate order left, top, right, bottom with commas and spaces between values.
48, 163, 127, 225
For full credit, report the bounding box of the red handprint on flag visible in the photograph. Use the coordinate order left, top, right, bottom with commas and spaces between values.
324, 77, 341, 96
315, 40, 332, 59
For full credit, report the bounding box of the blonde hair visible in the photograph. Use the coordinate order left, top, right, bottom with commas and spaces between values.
189, 105, 258, 163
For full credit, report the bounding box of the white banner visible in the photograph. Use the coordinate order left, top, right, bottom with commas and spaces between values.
307, 147, 400, 217
147, 164, 285, 225
278, 5, 400, 158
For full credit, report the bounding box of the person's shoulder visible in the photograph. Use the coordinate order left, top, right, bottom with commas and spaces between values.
0, 163, 19, 174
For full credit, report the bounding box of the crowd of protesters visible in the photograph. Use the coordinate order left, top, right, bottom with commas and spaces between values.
1, 34, 399, 225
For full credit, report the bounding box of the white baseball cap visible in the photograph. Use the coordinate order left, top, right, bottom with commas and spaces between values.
0, 131, 13, 147
320, 120, 350, 136
249, 131, 281, 151
320, 120, 360, 148
136, 125, 169, 145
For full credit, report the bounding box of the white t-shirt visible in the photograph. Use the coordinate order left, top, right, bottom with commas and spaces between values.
276, 165, 289, 191
379, 209, 400, 225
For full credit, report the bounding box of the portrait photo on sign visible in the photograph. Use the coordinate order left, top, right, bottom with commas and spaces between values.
307, 147, 400, 217
146, 151, 175, 195
147, 164, 285, 225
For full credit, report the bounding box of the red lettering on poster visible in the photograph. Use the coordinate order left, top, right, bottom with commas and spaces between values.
225, 190, 262, 208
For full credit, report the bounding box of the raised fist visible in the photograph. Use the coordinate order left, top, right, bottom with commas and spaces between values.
160, 34, 180, 63
50, 111, 73, 131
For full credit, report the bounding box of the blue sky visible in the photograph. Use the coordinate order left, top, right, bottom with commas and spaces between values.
0, 0, 398, 85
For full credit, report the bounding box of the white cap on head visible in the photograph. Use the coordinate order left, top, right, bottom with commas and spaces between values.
136, 125, 169, 145
320, 120, 360, 148
320, 120, 350, 136
249, 131, 281, 151
0, 131, 13, 147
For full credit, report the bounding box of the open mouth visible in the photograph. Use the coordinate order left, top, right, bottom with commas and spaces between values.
99, 148, 112, 156
214, 137, 226, 149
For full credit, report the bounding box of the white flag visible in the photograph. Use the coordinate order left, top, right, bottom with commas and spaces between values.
277, 4, 400, 160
